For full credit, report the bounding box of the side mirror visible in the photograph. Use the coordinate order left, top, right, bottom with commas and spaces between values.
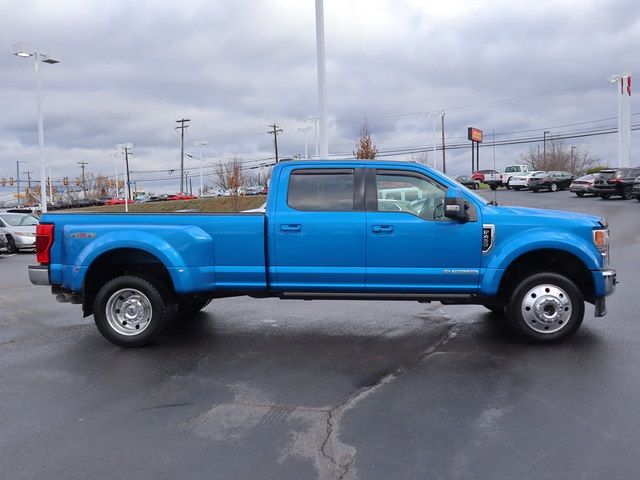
444, 187, 468, 221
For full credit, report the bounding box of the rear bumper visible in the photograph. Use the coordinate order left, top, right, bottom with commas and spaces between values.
28, 265, 51, 286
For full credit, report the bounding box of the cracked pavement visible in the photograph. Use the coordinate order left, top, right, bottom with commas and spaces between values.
1, 190, 640, 479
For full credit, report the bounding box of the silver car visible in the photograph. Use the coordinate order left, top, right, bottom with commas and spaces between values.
0, 213, 39, 253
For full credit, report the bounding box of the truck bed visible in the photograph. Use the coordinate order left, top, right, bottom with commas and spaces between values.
42, 211, 267, 294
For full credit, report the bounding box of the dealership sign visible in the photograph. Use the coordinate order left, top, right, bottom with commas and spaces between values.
467, 127, 483, 143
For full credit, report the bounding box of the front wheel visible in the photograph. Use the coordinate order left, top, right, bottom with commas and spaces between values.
575, 192, 585, 197
94, 275, 170, 347
490, 184, 498, 191
5, 235, 17, 254
506, 273, 584, 343
550, 183, 558, 192
622, 185, 633, 200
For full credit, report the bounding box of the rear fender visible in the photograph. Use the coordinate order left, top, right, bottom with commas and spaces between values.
63, 225, 214, 292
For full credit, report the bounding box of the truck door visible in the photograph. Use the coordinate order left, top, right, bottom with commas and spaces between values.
365, 168, 482, 293
272, 167, 366, 291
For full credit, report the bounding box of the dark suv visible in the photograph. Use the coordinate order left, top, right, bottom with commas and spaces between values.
592, 168, 640, 200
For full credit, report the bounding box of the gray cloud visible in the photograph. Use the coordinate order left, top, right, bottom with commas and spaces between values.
1, 0, 638, 196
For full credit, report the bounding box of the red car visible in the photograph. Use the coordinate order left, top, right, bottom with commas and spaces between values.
472, 169, 499, 182
105, 198, 134, 205
166, 193, 197, 201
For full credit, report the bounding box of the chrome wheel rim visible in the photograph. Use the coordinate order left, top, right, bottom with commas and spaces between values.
105, 288, 153, 336
521, 284, 572, 334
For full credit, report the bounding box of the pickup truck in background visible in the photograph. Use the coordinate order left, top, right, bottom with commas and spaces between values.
29, 160, 616, 347
483, 164, 535, 190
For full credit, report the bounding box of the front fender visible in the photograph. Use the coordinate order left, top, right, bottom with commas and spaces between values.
480, 229, 601, 296
61, 224, 214, 292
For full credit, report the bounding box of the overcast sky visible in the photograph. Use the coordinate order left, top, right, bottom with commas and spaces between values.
1, 0, 638, 196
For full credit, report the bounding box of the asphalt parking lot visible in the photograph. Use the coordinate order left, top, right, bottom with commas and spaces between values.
1, 189, 639, 480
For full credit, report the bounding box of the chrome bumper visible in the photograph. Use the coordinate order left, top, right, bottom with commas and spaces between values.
28, 265, 51, 286
594, 269, 616, 317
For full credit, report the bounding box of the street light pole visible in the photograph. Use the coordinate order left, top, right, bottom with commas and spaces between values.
298, 125, 311, 159
315, 0, 329, 158
194, 140, 208, 196
13, 43, 59, 213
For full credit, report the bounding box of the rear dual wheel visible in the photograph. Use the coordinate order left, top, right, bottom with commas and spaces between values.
94, 276, 168, 348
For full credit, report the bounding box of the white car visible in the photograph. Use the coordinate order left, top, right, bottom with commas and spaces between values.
508, 171, 546, 190
0, 213, 39, 253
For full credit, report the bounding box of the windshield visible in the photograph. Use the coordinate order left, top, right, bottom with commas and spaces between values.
1, 214, 39, 226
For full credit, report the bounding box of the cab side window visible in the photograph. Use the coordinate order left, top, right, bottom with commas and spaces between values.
375, 171, 447, 220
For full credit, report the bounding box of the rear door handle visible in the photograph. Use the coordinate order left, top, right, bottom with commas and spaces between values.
280, 224, 302, 232
371, 225, 394, 233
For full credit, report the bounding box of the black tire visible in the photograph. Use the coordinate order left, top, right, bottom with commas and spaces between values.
531, 188, 539, 193
176, 294, 212, 318
600, 194, 611, 200
575, 192, 585, 197
490, 184, 498, 191
5, 235, 17, 254
506, 272, 584, 343
93, 275, 170, 347
550, 183, 558, 192
636, 196, 640, 202
622, 185, 633, 200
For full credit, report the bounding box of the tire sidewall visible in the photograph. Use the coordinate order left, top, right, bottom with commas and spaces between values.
94, 275, 167, 347
6, 236, 17, 254
506, 272, 584, 343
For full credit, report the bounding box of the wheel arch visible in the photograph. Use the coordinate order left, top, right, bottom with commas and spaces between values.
495, 248, 595, 305
82, 248, 175, 317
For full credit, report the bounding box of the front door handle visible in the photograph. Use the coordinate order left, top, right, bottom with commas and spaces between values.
280, 224, 302, 232
371, 225, 394, 233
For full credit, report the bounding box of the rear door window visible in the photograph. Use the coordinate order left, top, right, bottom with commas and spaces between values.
288, 169, 356, 211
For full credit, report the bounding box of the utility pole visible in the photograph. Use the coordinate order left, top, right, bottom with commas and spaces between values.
441, 111, 446, 173
116, 143, 133, 211
176, 118, 190, 193
16, 161, 21, 207
77, 161, 88, 199
268, 124, 283, 163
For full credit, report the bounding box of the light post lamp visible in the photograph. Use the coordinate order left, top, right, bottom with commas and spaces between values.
194, 141, 208, 196
297, 125, 312, 159
13, 43, 60, 213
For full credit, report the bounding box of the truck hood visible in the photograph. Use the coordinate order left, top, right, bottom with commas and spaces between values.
499, 206, 603, 227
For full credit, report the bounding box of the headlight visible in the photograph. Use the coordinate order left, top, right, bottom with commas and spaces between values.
593, 228, 610, 267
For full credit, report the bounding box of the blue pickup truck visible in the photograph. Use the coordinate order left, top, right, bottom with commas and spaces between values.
29, 160, 616, 347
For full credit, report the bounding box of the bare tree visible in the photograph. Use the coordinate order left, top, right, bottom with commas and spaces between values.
520, 140, 599, 174
409, 151, 433, 168
353, 118, 378, 159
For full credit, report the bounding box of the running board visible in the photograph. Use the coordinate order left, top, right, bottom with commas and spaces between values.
279, 292, 478, 304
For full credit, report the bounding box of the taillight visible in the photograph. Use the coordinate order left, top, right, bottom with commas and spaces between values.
35, 223, 54, 264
